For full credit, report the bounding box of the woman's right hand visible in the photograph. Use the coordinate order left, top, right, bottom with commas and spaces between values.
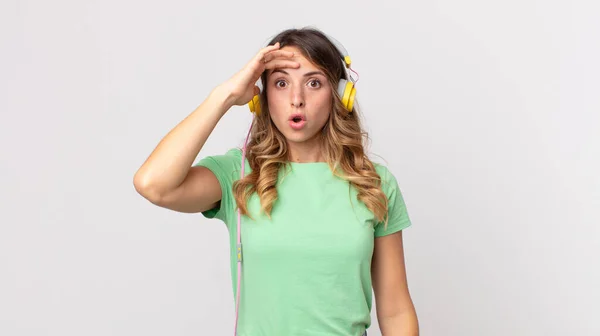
219, 42, 300, 107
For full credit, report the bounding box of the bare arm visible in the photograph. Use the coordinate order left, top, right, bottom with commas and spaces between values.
133, 87, 234, 213
372, 231, 419, 335
133, 42, 299, 213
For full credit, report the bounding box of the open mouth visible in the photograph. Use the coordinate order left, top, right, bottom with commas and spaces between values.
289, 114, 306, 130
289, 114, 305, 123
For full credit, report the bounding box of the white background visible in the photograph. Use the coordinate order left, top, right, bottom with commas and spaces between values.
1, 0, 599, 335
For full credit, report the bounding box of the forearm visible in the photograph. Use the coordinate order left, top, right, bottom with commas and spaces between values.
378, 309, 419, 336
133, 86, 234, 198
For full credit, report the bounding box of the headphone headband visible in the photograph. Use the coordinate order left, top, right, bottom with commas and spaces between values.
322, 33, 352, 68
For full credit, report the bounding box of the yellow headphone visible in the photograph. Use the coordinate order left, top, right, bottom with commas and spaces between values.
248, 34, 357, 116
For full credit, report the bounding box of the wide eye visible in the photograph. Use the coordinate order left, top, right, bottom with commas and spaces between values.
308, 79, 321, 88
275, 80, 287, 88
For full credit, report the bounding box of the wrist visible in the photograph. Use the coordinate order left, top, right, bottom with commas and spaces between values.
210, 84, 236, 112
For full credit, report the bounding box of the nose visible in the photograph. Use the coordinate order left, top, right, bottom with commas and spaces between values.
291, 85, 305, 108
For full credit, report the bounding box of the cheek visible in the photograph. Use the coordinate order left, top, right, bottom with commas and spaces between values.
266, 93, 285, 115
312, 92, 333, 118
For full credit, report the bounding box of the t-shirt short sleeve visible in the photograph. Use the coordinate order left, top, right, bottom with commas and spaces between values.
193, 148, 242, 223
374, 165, 412, 237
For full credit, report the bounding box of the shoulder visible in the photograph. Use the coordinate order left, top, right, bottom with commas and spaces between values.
193, 147, 245, 184
194, 147, 243, 169
371, 161, 412, 236
192, 148, 244, 222
372, 162, 399, 194
196, 147, 242, 164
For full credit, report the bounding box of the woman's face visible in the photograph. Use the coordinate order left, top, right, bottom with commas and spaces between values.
265, 46, 332, 145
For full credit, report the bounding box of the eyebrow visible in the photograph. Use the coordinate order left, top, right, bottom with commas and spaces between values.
269, 69, 326, 77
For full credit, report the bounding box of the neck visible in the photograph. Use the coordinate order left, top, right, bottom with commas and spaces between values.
287, 136, 324, 163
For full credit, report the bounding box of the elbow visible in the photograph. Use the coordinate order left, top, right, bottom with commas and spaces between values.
133, 171, 165, 205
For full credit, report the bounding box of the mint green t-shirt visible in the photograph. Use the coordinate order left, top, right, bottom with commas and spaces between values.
195, 148, 411, 336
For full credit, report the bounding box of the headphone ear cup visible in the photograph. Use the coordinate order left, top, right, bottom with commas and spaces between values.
337, 79, 355, 112
248, 94, 261, 116
346, 85, 356, 111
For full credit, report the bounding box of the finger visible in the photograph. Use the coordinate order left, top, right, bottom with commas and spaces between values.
264, 60, 300, 70
262, 53, 293, 64
264, 49, 295, 59
262, 41, 280, 51
256, 42, 280, 60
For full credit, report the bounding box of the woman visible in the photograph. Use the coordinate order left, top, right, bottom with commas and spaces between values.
134, 27, 418, 336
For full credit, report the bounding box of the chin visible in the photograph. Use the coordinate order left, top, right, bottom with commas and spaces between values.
281, 129, 321, 144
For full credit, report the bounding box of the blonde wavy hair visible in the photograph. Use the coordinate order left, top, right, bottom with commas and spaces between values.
233, 27, 389, 228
